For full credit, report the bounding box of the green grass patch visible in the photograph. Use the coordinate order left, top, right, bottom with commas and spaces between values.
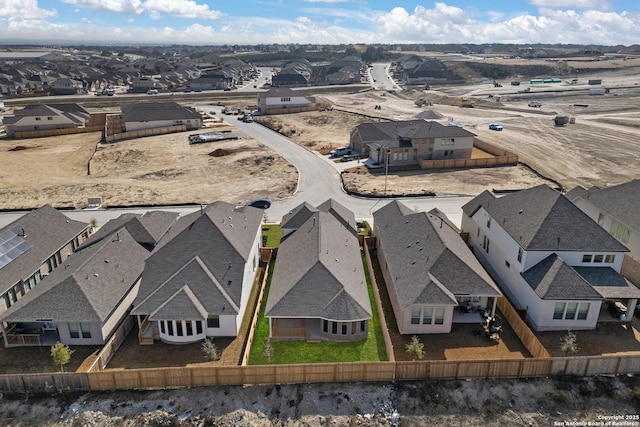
261, 224, 282, 248
248, 251, 387, 364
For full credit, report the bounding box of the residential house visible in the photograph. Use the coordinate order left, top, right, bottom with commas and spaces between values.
350, 120, 476, 165
0, 205, 91, 316
373, 201, 502, 334
461, 185, 640, 331
3, 103, 91, 137
132, 202, 263, 344
189, 72, 233, 91
121, 102, 202, 132
256, 87, 316, 115
271, 60, 313, 87
265, 200, 372, 342
0, 211, 178, 347
129, 76, 165, 93
566, 180, 640, 282
49, 78, 84, 95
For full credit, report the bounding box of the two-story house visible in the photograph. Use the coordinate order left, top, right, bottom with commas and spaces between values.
462, 185, 640, 331
350, 120, 476, 166
566, 179, 640, 286
256, 87, 315, 115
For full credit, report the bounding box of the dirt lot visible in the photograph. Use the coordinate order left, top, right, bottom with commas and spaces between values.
1, 376, 638, 426
0, 121, 297, 210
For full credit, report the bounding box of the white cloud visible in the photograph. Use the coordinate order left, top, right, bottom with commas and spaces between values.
142, 0, 222, 20
304, 0, 349, 3
61, 0, 144, 14
530, 0, 610, 10
0, 0, 57, 19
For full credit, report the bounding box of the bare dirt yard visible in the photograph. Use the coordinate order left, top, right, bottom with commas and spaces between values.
0, 120, 297, 210
1, 376, 638, 426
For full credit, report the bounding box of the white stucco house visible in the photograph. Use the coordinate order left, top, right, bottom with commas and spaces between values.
566, 180, 640, 283
256, 87, 315, 114
461, 185, 640, 331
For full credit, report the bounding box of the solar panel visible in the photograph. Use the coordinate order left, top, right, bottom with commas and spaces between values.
0, 225, 32, 270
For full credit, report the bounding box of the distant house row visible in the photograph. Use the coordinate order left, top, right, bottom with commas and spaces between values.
2, 181, 639, 350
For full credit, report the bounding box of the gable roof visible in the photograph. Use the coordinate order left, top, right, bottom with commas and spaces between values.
0, 227, 149, 323
373, 200, 501, 309
259, 87, 299, 100
121, 102, 201, 122
522, 254, 604, 300
570, 179, 640, 232
282, 199, 356, 234
463, 185, 629, 252
265, 209, 371, 322
82, 211, 178, 250
0, 205, 89, 294
132, 201, 263, 317
354, 120, 475, 148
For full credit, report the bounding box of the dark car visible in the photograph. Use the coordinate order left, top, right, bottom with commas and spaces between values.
246, 198, 271, 209
608, 301, 627, 319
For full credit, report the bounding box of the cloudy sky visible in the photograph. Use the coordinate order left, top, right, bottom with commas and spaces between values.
1, 0, 639, 45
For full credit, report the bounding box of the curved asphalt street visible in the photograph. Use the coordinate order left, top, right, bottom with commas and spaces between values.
0, 95, 474, 229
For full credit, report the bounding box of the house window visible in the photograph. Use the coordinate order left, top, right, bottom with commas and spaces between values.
444, 150, 449, 156
360, 320, 366, 332
411, 308, 421, 324
341, 324, 347, 335
597, 213, 605, 225
610, 220, 630, 243
477, 228, 480, 237
167, 321, 174, 335
196, 321, 203, 335
483, 236, 490, 253
323, 320, 328, 333
280, 97, 291, 102
577, 303, 590, 320
176, 322, 183, 336
582, 254, 592, 263
47, 117, 53, 120
35, 117, 41, 121
207, 316, 220, 328
161, 321, 166, 334
441, 138, 455, 146
69, 323, 79, 338
422, 308, 433, 324
186, 322, 193, 336
352, 323, 357, 334
594, 255, 604, 263
80, 323, 91, 338
565, 303, 578, 320
553, 302, 565, 320
332, 322, 338, 334
413, 149, 418, 160
1, 294, 9, 310
605, 254, 615, 263
434, 308, 445, 325
517, 248, 523, 263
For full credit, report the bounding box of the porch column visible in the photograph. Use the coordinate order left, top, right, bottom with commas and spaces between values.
626, 299, 637, 321
1, 324, 7, 347
490, 297, 497, 319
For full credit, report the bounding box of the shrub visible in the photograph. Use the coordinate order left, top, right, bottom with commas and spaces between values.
201, 338, 221, 361
405, 335, 424, 360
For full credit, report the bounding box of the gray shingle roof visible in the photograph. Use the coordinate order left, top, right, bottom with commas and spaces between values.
355, 120, 476, 149
574, 266, 640, 299
522, 254, 604, 300
282, 199, 356, 235
463, 185, 629, 252
572, 179, 640, 232
0, 227, 149, 323
0, 205, 89, 294
265, 208, 372, 322
83, 211, 178, 249
373, 200, 501, 309
132, 201, 263, 318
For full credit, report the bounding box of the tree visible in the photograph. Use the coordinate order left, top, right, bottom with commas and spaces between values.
201, 338, 221, 361
51, 342, 74, 372
560, 330, 579, 356
405, 335, 425, 360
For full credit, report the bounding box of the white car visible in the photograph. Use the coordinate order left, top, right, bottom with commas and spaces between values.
488, 123, 504, 131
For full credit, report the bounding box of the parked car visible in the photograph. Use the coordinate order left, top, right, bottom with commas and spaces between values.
528, 101, 542, 107
330, 146, 352, 157
246, 198, 271, 209
488, 123, 503, 131
146, 89, 158, 95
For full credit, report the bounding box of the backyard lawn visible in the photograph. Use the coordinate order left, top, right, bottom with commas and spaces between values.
248, 253, 388, 364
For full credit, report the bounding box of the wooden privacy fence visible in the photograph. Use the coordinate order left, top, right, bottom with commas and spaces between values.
2, 354, 640, 394
240, 252, 273, 366
103, 125, 187, 143
14, 126, 104, 139
263, 104, 329, 115
496, 297, 551, 359
83, 316, 136, 372
419, 140, 518, 170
